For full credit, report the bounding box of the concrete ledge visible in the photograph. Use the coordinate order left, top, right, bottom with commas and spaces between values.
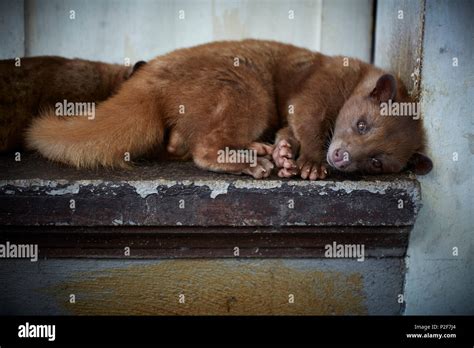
0, 154, 421, 227
0, 154, 421, 259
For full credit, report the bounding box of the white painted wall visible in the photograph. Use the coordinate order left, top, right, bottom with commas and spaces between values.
1, 0, 372, 62
321, 0, 373, 61
403, 0, 474, 314
374, 0, 424, 94
0, 0, 25, 58
375, 0, 474, 314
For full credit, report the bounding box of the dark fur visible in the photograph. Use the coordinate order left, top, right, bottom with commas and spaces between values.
0, 56, 144, 151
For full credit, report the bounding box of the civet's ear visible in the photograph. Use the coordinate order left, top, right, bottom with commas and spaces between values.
406, 152, 433, 175
370, 74, 397, 103
131, 60, 147, 75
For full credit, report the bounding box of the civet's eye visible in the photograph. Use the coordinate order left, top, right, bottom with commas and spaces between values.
371, 158, 382, 168
357, 120, 368, 134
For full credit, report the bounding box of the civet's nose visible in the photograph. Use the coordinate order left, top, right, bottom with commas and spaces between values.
331, 148, 351, 169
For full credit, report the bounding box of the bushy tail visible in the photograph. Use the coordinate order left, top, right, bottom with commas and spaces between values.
26, 92, 164, 168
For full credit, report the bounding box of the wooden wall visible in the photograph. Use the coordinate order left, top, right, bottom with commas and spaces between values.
1, 0, 373, 62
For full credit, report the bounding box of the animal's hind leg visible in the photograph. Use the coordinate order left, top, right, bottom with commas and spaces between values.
192, 138, 275, 179
188, 87, 276, 178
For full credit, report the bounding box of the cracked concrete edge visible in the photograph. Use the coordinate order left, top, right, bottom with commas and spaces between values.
0, 176, 423, 220
0, 176, 421, 198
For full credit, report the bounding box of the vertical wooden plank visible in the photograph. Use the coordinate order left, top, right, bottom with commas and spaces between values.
0, 0, 25, 59
374, 0, 425, 95
16, 0, 375, 62
22, 0, 375, 62
211, 0, 322, 51
26, 0, 378, 63
24, 0, 197, 63
320, 0, 373, 62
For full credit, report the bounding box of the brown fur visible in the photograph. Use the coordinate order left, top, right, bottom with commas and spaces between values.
326, 73, 428, 174
25, 40, 432, 178
0, 56, 142, 151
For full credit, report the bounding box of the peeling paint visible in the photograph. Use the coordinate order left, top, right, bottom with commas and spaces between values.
0, 178, 233, 199
0, 175, 421, 208
1, 177, 419, 196
0, 170, 422, 226
289, 222, 308, 226
126, 179, 230, 199
410, 57, 422, 97
233, 180, 283, 190
287, 179, 420, 201
127, 181, 158, 198
46, 183, 80, 196
112, 217, 123, 226
194, 180, 229, 199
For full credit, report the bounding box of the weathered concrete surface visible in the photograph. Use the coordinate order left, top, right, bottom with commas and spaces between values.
0, 0, 24, 60
375, 0, 473, 315
0, 225, 411, 259
0, 258, 404, 315
402, 0, 474, 314
0, 154, 422, 227
374, 0, 425, 96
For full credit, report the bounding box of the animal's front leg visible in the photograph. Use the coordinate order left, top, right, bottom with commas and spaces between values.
287, 103, 330, 180
272, 126, 299, 178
